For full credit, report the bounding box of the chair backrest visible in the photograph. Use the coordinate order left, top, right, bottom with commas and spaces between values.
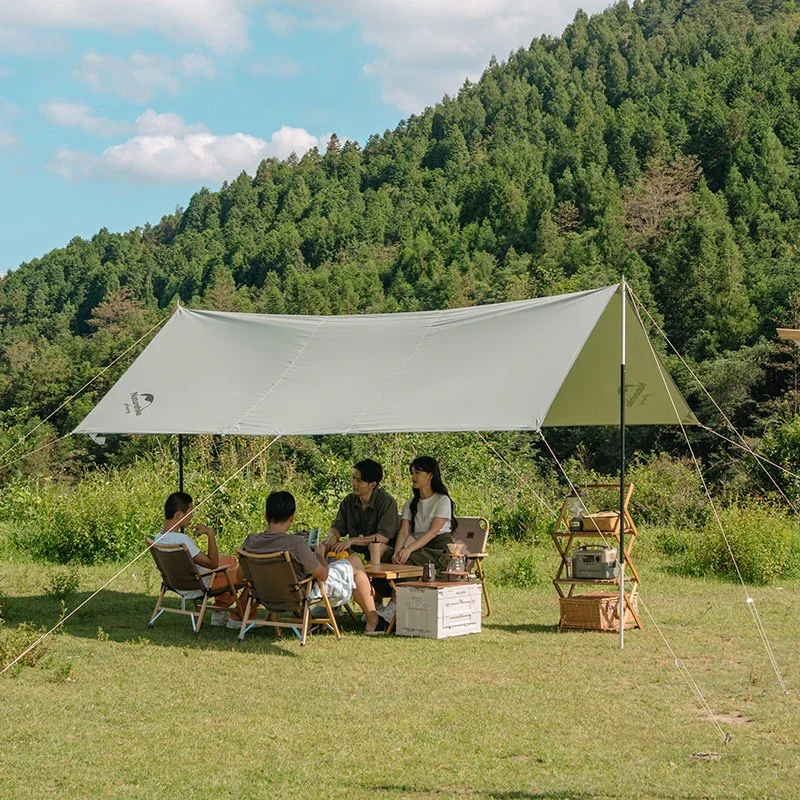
237, 549, 305, 612
451, 516, 490, 555
147, 538, 206, 593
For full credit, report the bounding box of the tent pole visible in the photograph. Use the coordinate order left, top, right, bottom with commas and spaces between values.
619, 280, 627, 650
178, 434, 184, 493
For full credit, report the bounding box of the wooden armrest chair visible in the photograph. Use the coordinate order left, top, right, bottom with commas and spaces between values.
146, 538, 244, 635
235, 549, 342, 647
452, 516, 491, 616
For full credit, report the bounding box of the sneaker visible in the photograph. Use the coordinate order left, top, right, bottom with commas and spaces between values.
376, 601, 396, 622
227, 612, 257, 629
210, 610, 229, 627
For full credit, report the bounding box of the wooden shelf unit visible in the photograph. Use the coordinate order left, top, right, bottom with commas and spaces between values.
551, 483, 642, 630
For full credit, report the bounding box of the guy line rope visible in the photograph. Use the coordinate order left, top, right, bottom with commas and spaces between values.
0, 434, 283, 676
475, 430, 731, 743
629, 287, 789, 697
0, 311, 171, 469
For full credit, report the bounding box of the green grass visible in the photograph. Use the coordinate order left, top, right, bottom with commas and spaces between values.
1, 550, 799, 799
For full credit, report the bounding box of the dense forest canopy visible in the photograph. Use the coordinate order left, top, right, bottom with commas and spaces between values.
3, 0, 800, 489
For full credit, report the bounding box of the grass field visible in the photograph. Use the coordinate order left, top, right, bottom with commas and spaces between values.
1, 550, 799, 800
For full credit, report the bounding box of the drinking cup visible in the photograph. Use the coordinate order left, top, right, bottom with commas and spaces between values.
368, 542, 382, 565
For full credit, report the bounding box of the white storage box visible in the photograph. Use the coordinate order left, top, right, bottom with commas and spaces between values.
395, 581, 482, 639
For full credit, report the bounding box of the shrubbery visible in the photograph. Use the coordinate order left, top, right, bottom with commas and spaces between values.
1, 440, 798, 591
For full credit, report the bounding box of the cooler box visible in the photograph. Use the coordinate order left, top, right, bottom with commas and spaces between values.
396, 581, 482, 639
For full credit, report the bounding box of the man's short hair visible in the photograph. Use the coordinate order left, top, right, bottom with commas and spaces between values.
354, 458, 383, 485
165, 491, 192, 519
265, 491, 296, 523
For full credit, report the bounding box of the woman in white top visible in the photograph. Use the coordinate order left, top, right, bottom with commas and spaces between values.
392, 456, 456, 570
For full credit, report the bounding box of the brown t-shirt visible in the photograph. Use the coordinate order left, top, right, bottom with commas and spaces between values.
241, 531, 319, 581
331, 486, 399, 542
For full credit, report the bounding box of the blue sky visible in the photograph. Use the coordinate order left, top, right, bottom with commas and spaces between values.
0, 1, 609, 274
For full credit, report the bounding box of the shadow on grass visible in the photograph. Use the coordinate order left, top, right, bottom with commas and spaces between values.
363, 788, 587, 799
1, 589, 367, 655
482, 622, 557, 635
362, 786, 743, 799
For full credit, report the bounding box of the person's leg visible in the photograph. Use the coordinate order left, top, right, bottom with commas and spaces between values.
347, 556, 379, 632
211, 553, 242, 607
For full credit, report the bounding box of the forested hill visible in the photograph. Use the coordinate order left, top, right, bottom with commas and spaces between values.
3, 0, 800, 443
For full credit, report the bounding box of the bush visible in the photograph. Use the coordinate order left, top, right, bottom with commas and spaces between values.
674, 501, 800, 584
490, 501, 555, 543
628, 452, 710, 529
489, 543, 553, 588
8, 461, 170, 564
0, 621, 51, 670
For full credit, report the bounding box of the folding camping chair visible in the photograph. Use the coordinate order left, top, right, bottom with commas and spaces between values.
452, 516, 492, 616
235, 549, 342, 646
146, 538, 245, 635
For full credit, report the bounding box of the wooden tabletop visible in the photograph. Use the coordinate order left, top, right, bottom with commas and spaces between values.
365, 563, 424, 579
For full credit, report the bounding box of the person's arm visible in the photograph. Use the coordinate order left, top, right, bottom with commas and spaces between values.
192, 524, 219, 569
327, 500, 350, 553
325, 527, 342, 554
311, 543, 329, 582
373, 495, 399, 545
403, 517, 447, 554
391, 519, 411, 563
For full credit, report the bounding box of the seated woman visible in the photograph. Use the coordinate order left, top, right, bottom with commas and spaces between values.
392, 455, 456, 572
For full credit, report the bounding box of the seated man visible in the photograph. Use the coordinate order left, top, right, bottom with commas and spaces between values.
326, 459, 399, 563
242, 491, 382, 633
153, 491, 243, 626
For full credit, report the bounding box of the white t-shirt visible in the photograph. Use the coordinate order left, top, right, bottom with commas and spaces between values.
401, 494, 452, 539
153, 530, 210, 597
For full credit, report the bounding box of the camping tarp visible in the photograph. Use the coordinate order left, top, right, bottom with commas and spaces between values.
73, 284, 696, 436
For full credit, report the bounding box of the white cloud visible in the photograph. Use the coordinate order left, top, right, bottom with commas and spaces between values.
0, 98, 19, 117
75, 51, 216, 103
248, 55, 309, 79
40, 102, 210, 137
0, 128, 19, 149
0, 0, 250, 54
0, 25, 69, 55
265, 9, 297, 36
133, 109, 209, 136
49, 125, 331, 183
279, 0, 611, 113
41, 101, 127, 136
0, 67, 16, 78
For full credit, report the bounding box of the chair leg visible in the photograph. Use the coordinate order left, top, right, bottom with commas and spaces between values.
148, 586, 167, 627
300, 602, 311, 647
194, 596, 210, 635
237, 596, 253, 643
476, 562, 491, 617
319, 588, 341, 640
226, 573, 247, 619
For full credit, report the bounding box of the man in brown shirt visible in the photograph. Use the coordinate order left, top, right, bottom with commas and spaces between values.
242, 491, 381, 633
326, 459, 399, 562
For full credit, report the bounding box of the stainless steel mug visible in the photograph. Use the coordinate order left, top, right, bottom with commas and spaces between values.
423, 563, 436, 582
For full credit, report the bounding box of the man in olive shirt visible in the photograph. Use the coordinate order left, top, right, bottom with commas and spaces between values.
326, 459, 399, 562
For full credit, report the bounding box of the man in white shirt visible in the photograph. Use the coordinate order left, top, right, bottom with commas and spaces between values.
153, 492, 242, 625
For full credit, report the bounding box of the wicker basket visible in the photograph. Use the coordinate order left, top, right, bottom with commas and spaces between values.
559, 592, 638, 631
581, 512, 618, 532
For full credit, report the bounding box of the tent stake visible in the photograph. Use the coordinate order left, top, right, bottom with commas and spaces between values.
619, 280, 627, 650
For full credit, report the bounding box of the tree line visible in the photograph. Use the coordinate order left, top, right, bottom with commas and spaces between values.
2, 0, 800, 494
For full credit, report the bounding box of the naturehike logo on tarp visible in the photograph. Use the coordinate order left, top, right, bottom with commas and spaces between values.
124, 392, 154, 416
619, 382, 652, 408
